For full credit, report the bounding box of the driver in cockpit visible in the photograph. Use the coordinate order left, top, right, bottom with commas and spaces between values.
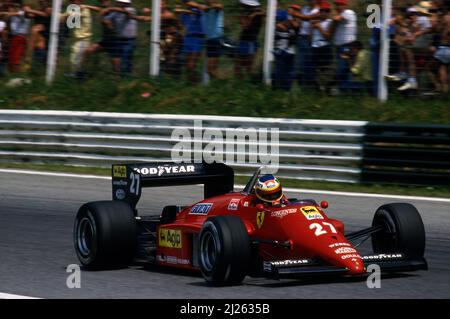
254, 174, 289, 207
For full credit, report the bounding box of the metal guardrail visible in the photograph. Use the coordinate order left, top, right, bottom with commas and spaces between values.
362, 123, 450, 186
0, 110, 367, 183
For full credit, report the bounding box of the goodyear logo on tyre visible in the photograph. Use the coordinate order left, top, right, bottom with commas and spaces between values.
113, 165, 127, 178
159, 228, 182, 248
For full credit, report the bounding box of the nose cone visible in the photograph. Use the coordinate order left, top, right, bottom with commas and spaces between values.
340, 256, 365, 274
267, 205, 366, 275
326, 243, 366, 275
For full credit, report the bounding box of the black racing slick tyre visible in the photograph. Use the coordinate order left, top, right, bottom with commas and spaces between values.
74, 201, 137, 269
371, 203, 426, 258
198, 216, 251, 286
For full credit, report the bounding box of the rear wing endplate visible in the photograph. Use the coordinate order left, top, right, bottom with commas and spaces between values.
112, 162, 234, 210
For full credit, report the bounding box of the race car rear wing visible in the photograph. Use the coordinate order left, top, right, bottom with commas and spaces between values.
111, 162, 234, 210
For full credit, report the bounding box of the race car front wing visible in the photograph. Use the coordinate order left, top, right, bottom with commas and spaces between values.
262, 253, 428, 279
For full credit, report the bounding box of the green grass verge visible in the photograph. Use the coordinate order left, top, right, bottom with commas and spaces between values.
2, 1, 448, 123
1, 76, 449, 124
1, 162, 449, 198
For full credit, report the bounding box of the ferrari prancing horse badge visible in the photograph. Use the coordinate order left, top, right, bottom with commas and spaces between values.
257, 211, 265, 229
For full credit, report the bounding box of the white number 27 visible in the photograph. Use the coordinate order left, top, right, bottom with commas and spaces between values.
129, 172, 140, 196
309, 222, 337, 237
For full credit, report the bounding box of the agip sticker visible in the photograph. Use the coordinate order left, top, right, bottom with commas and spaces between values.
300, 206, 324, 220
159, 228, 182, 248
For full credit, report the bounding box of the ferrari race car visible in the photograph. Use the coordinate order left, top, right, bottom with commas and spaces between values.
74, 162, 427, 285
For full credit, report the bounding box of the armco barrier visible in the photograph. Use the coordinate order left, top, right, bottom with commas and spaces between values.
362, 123, 450, 186
1, 110, 448, 186
0, 110, 365, 183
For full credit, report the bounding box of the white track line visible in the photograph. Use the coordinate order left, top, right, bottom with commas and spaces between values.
0, 292, 40, 299
279, 186, 450, 203
0, 168, 449, 203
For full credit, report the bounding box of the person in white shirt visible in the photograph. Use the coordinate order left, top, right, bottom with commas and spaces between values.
288, 0, 321, 86
331, 0, 357, 91
311, 1, 334, 92
332, 0, 357, 46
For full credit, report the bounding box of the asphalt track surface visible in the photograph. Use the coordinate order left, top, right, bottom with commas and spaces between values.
0, 171, 449, 299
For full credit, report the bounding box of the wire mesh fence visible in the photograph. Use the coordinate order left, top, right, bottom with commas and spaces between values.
0, 0, 449, 101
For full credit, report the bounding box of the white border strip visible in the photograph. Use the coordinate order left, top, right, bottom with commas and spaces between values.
0, 292, 40, 299
0, 168, 449, 203
0, 109, 368, 126
0, 168, 110, 180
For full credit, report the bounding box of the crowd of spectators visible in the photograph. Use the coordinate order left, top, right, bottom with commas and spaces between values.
0, 0, 449, 96
386, 0, 450, 94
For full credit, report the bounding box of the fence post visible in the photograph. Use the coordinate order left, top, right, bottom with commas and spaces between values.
46, 0, 62, 84
263, 0, 277, 85
150, 0, 161, 76
377, 0, 392, 102
202, 58, 210, 85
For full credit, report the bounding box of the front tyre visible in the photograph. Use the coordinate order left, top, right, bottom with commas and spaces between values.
372, 203, 425, 258
74, 201, 137, 269
199, 216, 251, 286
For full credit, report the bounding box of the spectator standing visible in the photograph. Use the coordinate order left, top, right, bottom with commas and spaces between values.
81, 0, 121, 77
425, 0, 445, 92
160, 16, 183, 77
0, 12, 6, 76
432, 0, 450, 93
341, 40, 373, 94
0, 1, 30, 73
387, 7, 413, 83
8, 1, 30, 73
23, 0, 52, 68
68, 0, 93, 77
105, 0, 138, 78
235, 0, 265, 79
203, 0, 224, 79
331, 0, 357, 92
397, 3, 433, 91
272, 9, 299, 91
289, 0, 321, 86
385, 6, 406, 82
137, 0, 182, 77
176, 1, 205, 83
310, 1, 334, 93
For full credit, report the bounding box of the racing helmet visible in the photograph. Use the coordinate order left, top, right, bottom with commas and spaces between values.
255, 174, 284, 203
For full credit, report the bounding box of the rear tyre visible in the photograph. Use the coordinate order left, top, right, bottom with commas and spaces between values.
74, 200, 137, 269
198, 216, 251, 286
371, 203, 425, 258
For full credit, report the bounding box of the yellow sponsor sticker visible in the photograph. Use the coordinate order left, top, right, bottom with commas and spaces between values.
113, 165, 127, 178
300, 206, 323, 220
159, 228, 182, 248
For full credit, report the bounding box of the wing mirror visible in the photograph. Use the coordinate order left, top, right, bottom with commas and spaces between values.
256, 204, 266, 211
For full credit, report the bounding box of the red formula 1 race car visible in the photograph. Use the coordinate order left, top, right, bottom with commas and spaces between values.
74, 162, 427, 285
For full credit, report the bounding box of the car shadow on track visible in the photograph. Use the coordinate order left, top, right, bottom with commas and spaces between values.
134, 263, 418, 289
136, 263, 202, 279
245, 273, 417, 288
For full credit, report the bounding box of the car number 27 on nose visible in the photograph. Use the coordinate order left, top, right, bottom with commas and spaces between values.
309, 222, 338, 237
